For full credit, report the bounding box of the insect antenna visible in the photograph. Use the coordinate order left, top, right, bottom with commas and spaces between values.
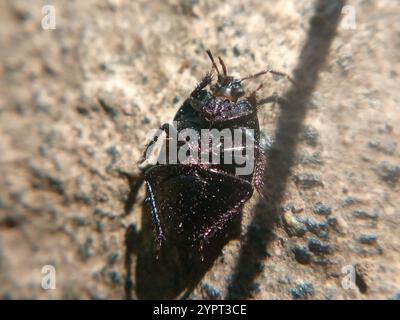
206, 50, 220, 75
217, 56, 228, 78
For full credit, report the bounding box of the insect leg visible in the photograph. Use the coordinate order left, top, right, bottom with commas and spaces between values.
198, 204, 243, 245
241, 68, 298, 89
144, 180, 166, 246
257, 94, 288, 109
140, 123, 177, 164
246, 83, 264, 107
190, 71, 213, 97
253, 146, 267, 197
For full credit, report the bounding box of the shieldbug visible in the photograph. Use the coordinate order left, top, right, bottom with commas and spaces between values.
139, 50, 295, 251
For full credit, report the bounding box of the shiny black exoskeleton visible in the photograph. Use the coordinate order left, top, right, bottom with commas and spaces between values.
140, 50, 294, 250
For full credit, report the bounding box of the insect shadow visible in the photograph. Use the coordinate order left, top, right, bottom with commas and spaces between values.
123, 173, 241, 299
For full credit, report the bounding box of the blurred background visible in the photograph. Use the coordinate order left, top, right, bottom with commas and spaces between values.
0, 0, 399, 299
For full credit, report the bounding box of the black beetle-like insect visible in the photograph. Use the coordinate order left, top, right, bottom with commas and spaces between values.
140, 50, 294, 251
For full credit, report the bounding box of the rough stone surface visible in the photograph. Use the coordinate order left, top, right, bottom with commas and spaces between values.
0, 0, 399, 299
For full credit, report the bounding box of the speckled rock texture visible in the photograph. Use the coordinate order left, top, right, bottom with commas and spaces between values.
0, 0, 399, 300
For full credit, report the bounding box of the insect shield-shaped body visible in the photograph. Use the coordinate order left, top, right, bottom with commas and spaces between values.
140, 50, 294, 251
